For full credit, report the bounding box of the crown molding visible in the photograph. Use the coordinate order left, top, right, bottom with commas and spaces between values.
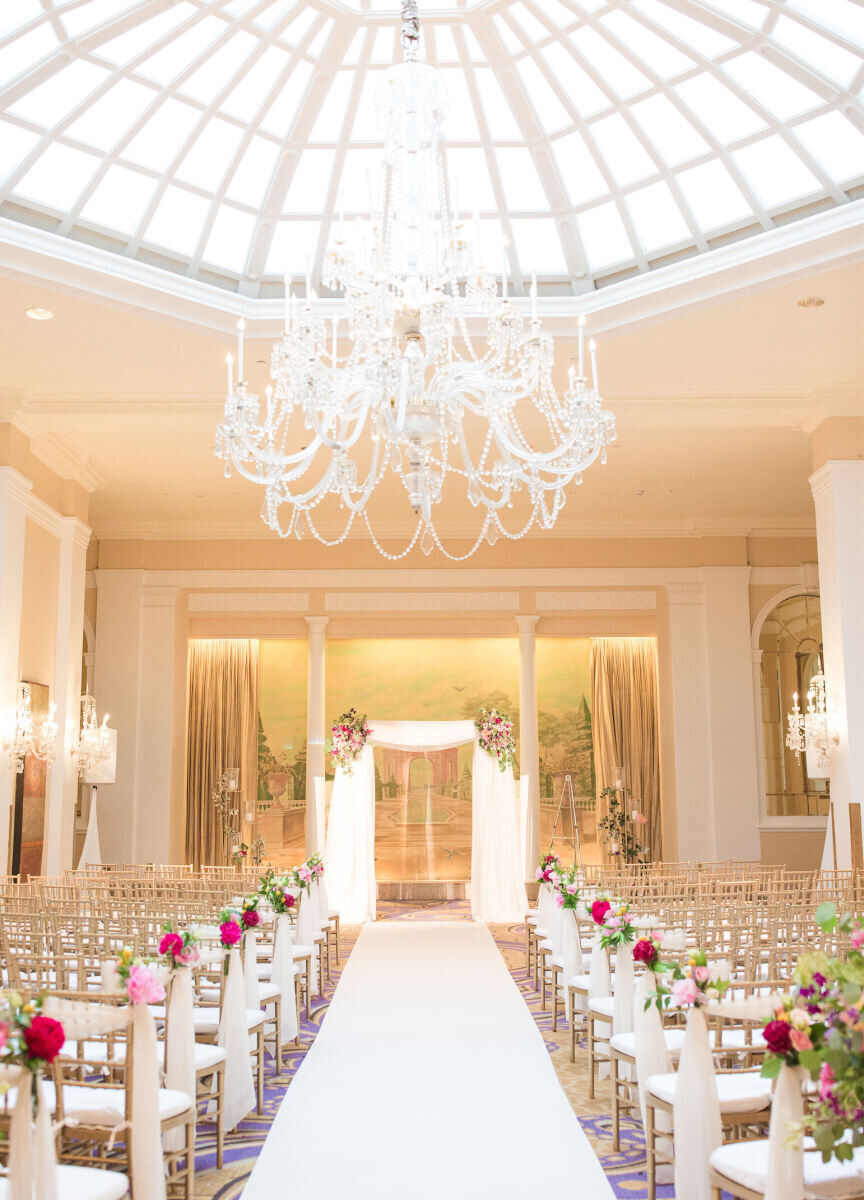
29, 433, 112, 492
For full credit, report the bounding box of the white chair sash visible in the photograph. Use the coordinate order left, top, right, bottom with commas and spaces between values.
218, 949, 255, 1131
612, 945, 635, 1037
588, 935, 610, 1000
766, 1064, 806, 1200
271, 914, 298, 1045
318, 873, 331, 921
296, 893, 319, 996
560, 911, 583, 1021
244, 930, 261, 1010
633, 973, 671, 1144
672, 1007, 723, 1200
547, 900, 564, 957
164, 970, 196, 1154
0, 1065, 57, 1200
130, 1003, 168, 1200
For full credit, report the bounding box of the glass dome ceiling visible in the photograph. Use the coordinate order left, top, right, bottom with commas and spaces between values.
0, 0, 863, 296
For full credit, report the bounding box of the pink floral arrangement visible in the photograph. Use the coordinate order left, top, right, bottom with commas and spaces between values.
474, 707, 516, 773
599, 903, 636, 950
265, 877, 297, 914
113, 946, 166, 1003
292, 863, 313, 891
666, 950, 730, 1008
587, 897, 612, 926
219, 913, 243, 948
536, 852, 561, 883
158, 926, 200, 969
329, 708, 371, 775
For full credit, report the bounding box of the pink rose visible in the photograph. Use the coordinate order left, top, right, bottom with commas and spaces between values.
566, 884, 579, 895
693, 965, 711, 984
790, 1028, 813, 1052
159, 932, 183, 959
820, 1061, 836, 1101
591, 899, 611, 925
126, 964, 166, 1005
605, 913, 621, 929
670, 977, 698, 1008
220, 919, 242, 947
555, 894, 564, 908
177, 947, 200, 966
0, 1022, 8, 1051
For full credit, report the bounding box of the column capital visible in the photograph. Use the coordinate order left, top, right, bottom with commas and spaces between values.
0, 466, 33, 506
305, 616, 330, 633
58, 515, 92, 551
515, 614, 540, 633
810, 459, 864, 503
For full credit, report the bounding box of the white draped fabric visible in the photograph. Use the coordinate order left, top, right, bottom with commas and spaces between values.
324, 745, 376, 926
219, 950, 255, 1131
325, 720, 526, 925
78, 789, 101, 868
271, 914, 298, 1046
164, 971, 196, 1155
470, 740, 528, 922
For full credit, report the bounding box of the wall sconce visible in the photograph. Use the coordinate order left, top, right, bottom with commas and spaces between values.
71, 694, 113, 778
2, 682, 57, 773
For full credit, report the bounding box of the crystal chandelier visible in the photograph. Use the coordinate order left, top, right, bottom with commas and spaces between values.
2, 682, 58, 774
785, 674, 838, 771
70, 694, 112, 778
216, 2, 615, 560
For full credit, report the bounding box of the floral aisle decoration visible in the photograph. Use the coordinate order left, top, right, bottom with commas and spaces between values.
263, 874, 297, 914
0, 991, 66, 1083
328, 708, 372, 775
474, 707, 516, 772
587, 895, 613, 926
757, 902, 864, 1162
647, 949, 730, 1012
599, 903, 637, 950
536, 851, 561, 883
240, 894, 261, 930
307, 851, 325, 879
291, 862, 314, 891
158, 927, 200, 970
632, 930, 675, 974
218, 911, 243, 948
597, 785, 646, 864
553, 863, 582, 910
113, 947, 166, 1004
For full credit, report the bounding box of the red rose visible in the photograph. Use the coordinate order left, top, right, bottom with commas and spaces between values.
763, 1020, 793, 1056
591, 899, 612, 925
242, 909, 261, 928
283, 892, 295, 909
159, 932, 183, 958
23, 1015, 65, 1064
633, 938, 658, 967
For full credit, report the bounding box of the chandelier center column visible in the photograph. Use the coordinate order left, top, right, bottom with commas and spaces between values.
516, 615, 540, 878
305, 616, 329, 855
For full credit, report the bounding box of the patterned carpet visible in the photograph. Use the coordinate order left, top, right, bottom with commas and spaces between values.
195, 901, 674, 1199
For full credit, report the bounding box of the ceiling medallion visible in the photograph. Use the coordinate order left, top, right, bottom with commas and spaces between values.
216, 1, 615, 560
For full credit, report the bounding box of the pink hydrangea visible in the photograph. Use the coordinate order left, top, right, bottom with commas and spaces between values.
670, 977, 699, 1008
126, 964, 165, 1005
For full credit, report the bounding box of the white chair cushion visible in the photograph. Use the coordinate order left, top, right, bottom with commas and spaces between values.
191, 1007, 265, 1036
646, 1071, 772, 1113
589, 996, 615, 1021
328, 909, 339, 919
0, 1166, 129, 1200
710, 1138, 864, 1197
715, 1027, 768, 1050
568, 974, 591, 990
610, 1028, 687, 1060
551, 956, 564, 969
7, 1083, 193, 1125
258, 982, 280, 1003
292, 945, 313, 958
193, 1043, 226, 1071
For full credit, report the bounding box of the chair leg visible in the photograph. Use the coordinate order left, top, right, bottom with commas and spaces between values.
216, 1067, 224, 1171
569, 994, 577, 1062
525, 923, 530, 973
588, 1017, 596, 1100
184, 1116, 195, 1200
273, 995, 283, 1070
611, 1055, 620, 1152
256, 1029, 265, 1115
305, 961, 311, 1019
541, 955, 548, 1010
646, 1103, 656, 1200
551, 971, 558, 1031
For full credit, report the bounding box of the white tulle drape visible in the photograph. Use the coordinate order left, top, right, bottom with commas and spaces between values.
470, 740, 527, 923
271, 914, 298, 1045
219, 950, 255, 1131
324, 744, 376, 925
164, 970, 196, 1154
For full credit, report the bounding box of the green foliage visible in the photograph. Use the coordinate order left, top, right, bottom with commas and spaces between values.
596, 785, 646, 863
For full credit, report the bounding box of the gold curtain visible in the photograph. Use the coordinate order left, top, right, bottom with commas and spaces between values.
591, 636, 662, 862
185, 639, 259, 868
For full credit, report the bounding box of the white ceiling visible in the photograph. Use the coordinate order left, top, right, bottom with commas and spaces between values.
1, 0, 863, 296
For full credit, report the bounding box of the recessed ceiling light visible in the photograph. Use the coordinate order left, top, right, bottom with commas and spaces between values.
25, 307, 53, 321
797, 296, 824, 309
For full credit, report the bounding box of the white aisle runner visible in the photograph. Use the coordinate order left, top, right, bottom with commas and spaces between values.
243, 922, 614, 1199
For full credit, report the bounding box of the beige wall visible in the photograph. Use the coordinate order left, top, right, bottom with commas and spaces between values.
19, 519, 59, 689
760, 830, 824, 871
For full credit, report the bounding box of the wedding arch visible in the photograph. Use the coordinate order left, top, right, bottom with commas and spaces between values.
324, 719, 527, 924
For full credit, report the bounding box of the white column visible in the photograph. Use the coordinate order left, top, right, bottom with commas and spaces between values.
44, 517, 90, 873
305, 616, 329, 855
94, 573, 179, 864
702, 567, 761, 860
664, 583, 715, 862
811, 462, 864, 870
0, 468, 31, 872
516, 615, 540, 877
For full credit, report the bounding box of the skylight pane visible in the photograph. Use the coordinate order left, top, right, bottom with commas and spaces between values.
203, 205, 255, 273
144, 184, 210, 255
92, 4, 196, 66
772, 16, 861, 88
370, 27, 394, 64
253, 0, 298, 31
310, 71, 355, 141
265, 220, 321, 274
175, 118, 244, 192
788, 0, 864, 49
434, 25, 459, 63
722, 52, 823, 121
180, 30, 257, 104
631, 94, 709, 165
540, 44, 611, 118
542, 0, 578, 29
676, 159, 753, 229
136, 16, 227, 85
675, 74, 766, 143
13, 142, 100, 209
282, 148, 335, 213
0, 25, 58, 85
476, 219, 506, 274
461, 28, 485, 61
601, 11, 695, 78
701, 0, 767, 26
493, 15, 525, 56
10, 60, 110, 128
511, 218, 568, 273
65, 79, 157, 152
0, 0, 43, 38
260, 59, 314, 138
626, 180, 690, 251
305, 16, 332, 56
225, 135, 280, 208
338, 149, 384, 213
351, 71, 384, 142
552, 132, 608, 205
342, 28, 365, 65
631, 0, 737, 56
281, 8, 318, 46
221, 45, 290, 122
0, 121, 40, 184
448, 147, 496, 212
793, 111, 864, 182
732, 135, 821, 208
576, 201, 633, 270
80, 164, 157, 233
442, 68, 480, 141
516, 58, 570, 131
509, 3, 551, 43
60, 0, 131, 38
589, 114, 657, 186
569, 27, 651, 99
474, 68, 521, 139
494, 148, 547, 209
122, 99, 201, 171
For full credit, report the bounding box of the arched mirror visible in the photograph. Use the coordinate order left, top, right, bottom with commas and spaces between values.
759, 593, 829, 818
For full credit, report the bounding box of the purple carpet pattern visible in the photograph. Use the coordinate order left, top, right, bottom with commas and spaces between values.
195, 901, 683, 1199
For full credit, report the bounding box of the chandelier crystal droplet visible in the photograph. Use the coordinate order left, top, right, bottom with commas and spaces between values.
215, 1, 616, 560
